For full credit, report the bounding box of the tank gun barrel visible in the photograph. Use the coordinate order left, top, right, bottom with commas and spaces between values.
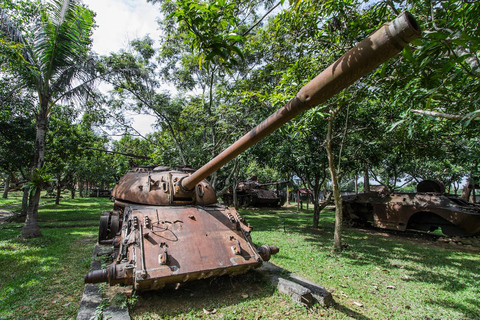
182, 12, 421, 191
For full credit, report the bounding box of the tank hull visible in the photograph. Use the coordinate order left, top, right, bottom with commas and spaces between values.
88, 201, 277, 290
343, 192, 480, 236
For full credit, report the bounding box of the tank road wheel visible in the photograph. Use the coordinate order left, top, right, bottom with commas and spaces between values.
98, 215, 110, 244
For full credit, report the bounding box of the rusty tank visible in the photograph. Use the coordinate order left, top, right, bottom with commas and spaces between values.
84, 12, 421, 291
222, 177, 287, 207
342, 180, 480, 236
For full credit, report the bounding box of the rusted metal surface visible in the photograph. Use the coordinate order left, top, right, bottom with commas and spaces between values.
181, 11, 421, 191
343, 180, 480, 236
87, 196, 276, 289
222, 178, 287, 207
112, 166, 216, 206
86, 12, 421, 291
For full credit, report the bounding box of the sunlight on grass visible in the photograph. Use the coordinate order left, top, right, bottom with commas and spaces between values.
1, 199, 479, 319
0, 196, 110, 319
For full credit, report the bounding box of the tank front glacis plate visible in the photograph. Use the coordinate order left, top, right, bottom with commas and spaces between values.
111, 204, 262, 290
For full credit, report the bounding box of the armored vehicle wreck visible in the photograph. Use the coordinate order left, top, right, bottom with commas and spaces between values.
84, 12, 421, 291
343, 180, 480, 236
222, 177, 287, 207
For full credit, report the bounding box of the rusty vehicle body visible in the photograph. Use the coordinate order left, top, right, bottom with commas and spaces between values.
84, 12, 421, 291
89, 188, 111, 198
342, 180, 480, 236
222, 179, 287, 207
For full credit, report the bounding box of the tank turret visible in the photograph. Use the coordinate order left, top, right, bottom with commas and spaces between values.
222, 179, 288, 207
85, 12, 421, 290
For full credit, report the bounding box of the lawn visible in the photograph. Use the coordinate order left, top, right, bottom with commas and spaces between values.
0, 194, 112, 319
0, 195, 479, 319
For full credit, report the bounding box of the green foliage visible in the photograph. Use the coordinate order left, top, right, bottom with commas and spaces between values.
169, 0, 244, 70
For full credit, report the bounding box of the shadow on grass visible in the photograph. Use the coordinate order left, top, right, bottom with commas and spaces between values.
240, 206, 480, 319
131, 271, 275, 318
332, 302, 371, 320
0, 227, 98, 319
0, 197, 113, 318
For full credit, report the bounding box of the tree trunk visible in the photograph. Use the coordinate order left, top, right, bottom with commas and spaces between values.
312, 185, 321, 228
71, 188, 75, 199
296, 190, 300, 212
55, 182, 61, 205
21, 101, 48, 238
233, 180, 238, 209
472, 177, 476, 204
21, 187, 41, 238
21, 186, 29, 217
326, 117, 342, 251
286, 173, 290, 205
354, 173, 358, 195
79, 182, 84, 197
2, 172, 11, 199
364, 166, 370, 192
462, 176, 472, 202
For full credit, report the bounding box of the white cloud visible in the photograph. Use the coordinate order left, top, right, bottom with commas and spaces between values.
83, 0, 163, 137
83, 0, 162, 55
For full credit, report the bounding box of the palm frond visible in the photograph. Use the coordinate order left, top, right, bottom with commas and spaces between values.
51, 55, 98, 105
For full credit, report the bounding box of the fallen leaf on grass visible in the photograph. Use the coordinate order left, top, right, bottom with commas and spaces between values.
340, 285, 348, 288
203, 308, 217, 315
386, 285, 396, 289
340, 291, 348, 297
242, 294, 249, 298
353, 301, 363, 307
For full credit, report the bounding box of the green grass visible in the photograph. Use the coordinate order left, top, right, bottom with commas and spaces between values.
0, 191, 25, 208
1, 198, 479, 319
0, 196, 112, 319
0, 191, 52, 211
243, 205, 480, 319
129, 204, 480, 319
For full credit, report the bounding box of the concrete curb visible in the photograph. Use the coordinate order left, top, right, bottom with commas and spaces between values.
76, 245, 130, 320
254, 261, 334, 307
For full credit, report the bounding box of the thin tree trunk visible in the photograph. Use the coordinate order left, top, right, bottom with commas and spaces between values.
21, 186, 29, 217
296, 190, 299, 212
233, 180, 238, 209
364, 166, 370, 192
326, 117, 342, 251
473, 177, 476, 204
55, 182, 61, 205
286, 173, 290, 205
354, 173, 358, 195
2, 172, 11, 199
462, 176, 472, 202
79, 182, 84, 197
21, 102, 47, 238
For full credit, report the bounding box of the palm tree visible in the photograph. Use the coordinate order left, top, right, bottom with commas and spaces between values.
0, 0, 97, 237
